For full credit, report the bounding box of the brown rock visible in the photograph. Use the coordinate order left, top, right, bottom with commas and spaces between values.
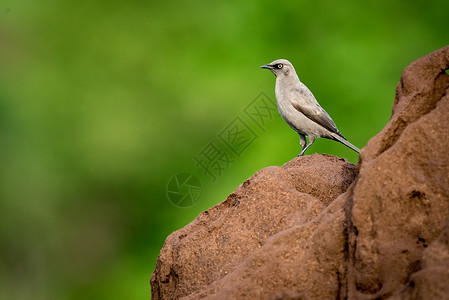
151, 45, 449, 299
347, 45, 449, 298
151, 154, 357, 299
183, 192, 350, 300
390, 221, 449, 299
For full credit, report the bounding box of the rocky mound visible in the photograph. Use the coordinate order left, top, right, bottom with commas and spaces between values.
151, 45, 449, 299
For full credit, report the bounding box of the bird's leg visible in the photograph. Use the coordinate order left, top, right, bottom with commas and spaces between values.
299, 134, 306, 149
298, 136, 315, 156
298, 134, 306, 156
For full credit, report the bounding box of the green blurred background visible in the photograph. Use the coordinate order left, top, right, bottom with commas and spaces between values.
0, 0, 447, 299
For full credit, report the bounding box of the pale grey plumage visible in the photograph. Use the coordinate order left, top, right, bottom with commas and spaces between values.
261, 59, 360, 156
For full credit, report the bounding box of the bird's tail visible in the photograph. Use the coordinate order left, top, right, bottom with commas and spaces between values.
331, 133, 361, 153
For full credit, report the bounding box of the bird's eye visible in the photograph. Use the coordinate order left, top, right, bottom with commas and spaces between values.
276, 63, 283, 69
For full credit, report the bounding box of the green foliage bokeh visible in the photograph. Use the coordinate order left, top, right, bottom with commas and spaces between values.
0, 0, 447, 299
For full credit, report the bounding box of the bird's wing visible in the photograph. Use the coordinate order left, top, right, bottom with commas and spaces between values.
290, 87, 342, 137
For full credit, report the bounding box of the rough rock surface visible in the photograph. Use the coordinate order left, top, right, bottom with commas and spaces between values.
151, 45, 449, 299
151, 154, 357, 299
347, 45, 449, 299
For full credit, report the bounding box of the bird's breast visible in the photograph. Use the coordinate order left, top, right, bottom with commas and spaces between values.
274, 81, 331, 138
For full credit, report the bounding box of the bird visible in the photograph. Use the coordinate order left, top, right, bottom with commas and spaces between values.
260, 59, 360, 156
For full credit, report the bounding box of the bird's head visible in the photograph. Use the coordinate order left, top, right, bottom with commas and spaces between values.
260, 59, 294, 77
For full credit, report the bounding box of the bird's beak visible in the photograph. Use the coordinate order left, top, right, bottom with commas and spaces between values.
260, 64, 274, 70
